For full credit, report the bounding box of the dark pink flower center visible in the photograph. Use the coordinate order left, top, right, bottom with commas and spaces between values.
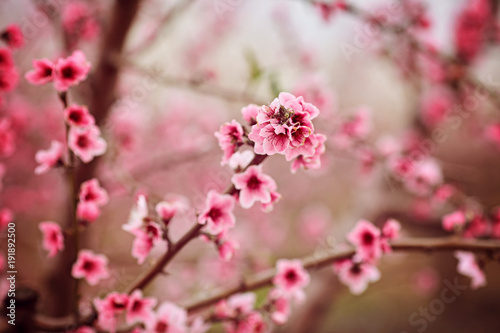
208, 208, 222, 222
76, 135, 90, 148
112, 300, 127, 310
155, 321, 168, 333
247, 175, 261, 190
362, 231, 374, 245
62, 65, 75, 79
131, 300, 142, 312
285, 269, 298, 283
350, 264, 362, 275
69, 110, 83, 123
84, 190, 96, 201
82, 259, 96, 272
43, 66, 53, 77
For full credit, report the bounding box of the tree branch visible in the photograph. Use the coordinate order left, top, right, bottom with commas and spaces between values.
184, 236, 500, 313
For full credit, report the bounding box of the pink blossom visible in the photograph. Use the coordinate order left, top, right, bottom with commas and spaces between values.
77, 201, 101, 223
145, 302, 187, 333
54, 50, 91, 91
131, 222, 163, 264
94, 292, 129, 333
198, 190, 236, 235
273, 259, 310, 299
464, 214, 489, 238
442, 210, 466, 231
288, 133, 327, 173
232, 165, 278, 209
1, 25, 24, 48
68, 124, 107, 163
214, 120, 244, 165
0, 208, 13, 231
404, 158, 443, 196
0, 48, 14, 70
71, 249, 110, 285
455, 251, 486, 289
241, 104, 260, 124
155, 197, 187, 224
35, 140, 64, 174
25, 58, 54, 85
315, 1, 347, 22
433, 184, 455, 203
381, 219, 401, 253
247, 92, 319, 157
0, 118, 15, 157
126, 289, 157, 325
225, 312, 267, 333
218, 239, 239, 261
334, 259, 381, 295
268, 289, 291, 325
79, 178, 108, 206
64, 104, 95, 127
215, 293, 256, 318
347, 220, 382, 263
261, 190, 282, 212
39, 221, 65, 258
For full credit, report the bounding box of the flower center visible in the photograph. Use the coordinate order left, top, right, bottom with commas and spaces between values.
62, 66, 75, 78
247, 175, 261, 190
82, 259, 95, 272
362, 231, 374, 245
76, 135, 90, 148
155, 321, 169, 333
208, 208, 222, 222
285, 269, 298, 283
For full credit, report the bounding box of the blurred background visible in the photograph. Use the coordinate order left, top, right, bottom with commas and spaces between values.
1, 0, 500, 332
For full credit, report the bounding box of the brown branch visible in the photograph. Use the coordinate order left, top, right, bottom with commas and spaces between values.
184, 236, 500, 313
123, 154, 267, 293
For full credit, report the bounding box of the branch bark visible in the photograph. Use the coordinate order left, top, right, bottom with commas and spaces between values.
184, 236, 500, 313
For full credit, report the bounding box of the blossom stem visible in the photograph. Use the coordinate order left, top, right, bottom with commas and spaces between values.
184, 236, 500, 313
124, 154, 268, 293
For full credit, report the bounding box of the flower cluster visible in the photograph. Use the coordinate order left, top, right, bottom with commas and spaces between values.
215, 293, 267, 332
26, 50, 91, 91
335, 219, 401, 294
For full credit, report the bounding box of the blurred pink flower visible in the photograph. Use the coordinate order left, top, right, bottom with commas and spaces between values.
455, 251, 486, 289
35, 140, 64, 175
39, 221, 65, 258
64, 105, 95, 127
54, 50, 91, 91
68, 124, 106, 163
72, 249, 110, 285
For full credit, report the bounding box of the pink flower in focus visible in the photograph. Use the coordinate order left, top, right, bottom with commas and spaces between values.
232, 165, 278, 209
25, 58, 54, 85
218, 239, 239, 261
1, 25, 23, 48
442, 210, 466, 231
273, 259, 310, 299
35, 140, 64, 174
126, 289, 157, 325
288, 133, 327, 173
79, 178, 108, 206
68, 124, 106, 163
64, 105, 95, 127
72, 249, 110, 285
145, 302, 187, 333
198, 190, 236, 235
334, 259, 381, 295
77, 201, 100, 223
214, 120, 244, 165
347, 220, 382, 263
54, 50, 91, 91
39, 221, 64, 258
455, 251, 486, 289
